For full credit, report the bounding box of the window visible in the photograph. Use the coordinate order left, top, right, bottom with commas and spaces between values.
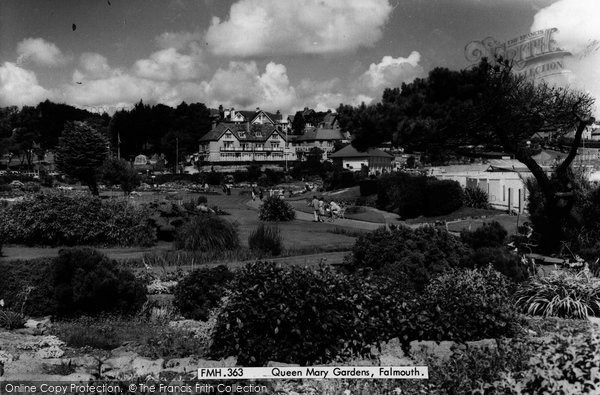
271, 142, 280, 149
238, 132, 246, 138
255, 143, 264, 150
223, 142, 233, 150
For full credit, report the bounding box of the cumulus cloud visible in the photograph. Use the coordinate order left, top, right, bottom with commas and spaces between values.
155, 31, 204, 50
205, 0, 393, 56
357, 51, 424, 96
0, 62, 52, 106
531, 0, 600, 115
16, 38, 68, 67
133, 45, 207, 81
203, 61, 296, 111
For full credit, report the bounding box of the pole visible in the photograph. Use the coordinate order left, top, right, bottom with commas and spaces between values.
285, 127, 288, 172
176, 137, 179, 174
117, 130, 121, 160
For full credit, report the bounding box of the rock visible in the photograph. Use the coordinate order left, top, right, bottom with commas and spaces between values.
130, 357, 165, 377
35, 346, 64, 359
379, 355, 415, 366
164, 357, 198, 373
24, 317, 51, 330
196, 356, 237, 368
102, 351, 138, 378
377, 338, 408, 359
0, 350, 14, 364
266, 361, 300, 367
409, 340, 456, 362
465, 339, 497, 352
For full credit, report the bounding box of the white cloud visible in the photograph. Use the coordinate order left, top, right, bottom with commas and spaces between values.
203, 61, 296, 111
133, 45, 207, 81
16, 38, 68, 67
0, 62, 52, 106
357, 51, 424, 95
155, 31, 204, 50
531, 0, 600, 116
205, 0, 393, 56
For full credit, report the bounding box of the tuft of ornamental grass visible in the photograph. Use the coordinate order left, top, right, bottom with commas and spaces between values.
248, 224, 282, 257
514, 270, 600, 319
174, 214, 239, 252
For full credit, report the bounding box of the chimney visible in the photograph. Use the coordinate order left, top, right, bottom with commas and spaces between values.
230, 107, 235, 121
255, 107, 260, 113
218, 104, 224, 120
246, 122, 250, 134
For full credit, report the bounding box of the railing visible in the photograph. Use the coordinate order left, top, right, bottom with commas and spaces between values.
220, 147, 284, 152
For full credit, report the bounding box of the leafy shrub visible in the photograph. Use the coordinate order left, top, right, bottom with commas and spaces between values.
51, 248, 147, 316
248, 224, 282, 256
174, 214, 239, 252
210, 262, 408, 366
197, 195, 208, 204
417, 267, 521, 342
350, 225, 470, 290
514, 270, 600, 318
460, 221, 508, 249
258, 195, 295, 221
0, 258, 57, 316
376, 173, 427, 219
423, 179, 464, 216
489, 324, 600, 394
469, 247, 529, 282
0, 192, 156, 246
324, 170, 358, 191
174, 265, 234, 321
463, 185, 490, 208
359, 179, 379, 196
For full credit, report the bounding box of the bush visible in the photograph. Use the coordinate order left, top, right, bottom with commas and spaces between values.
514, 270, 600, 318
174, 214, 239, 252
417, 267, 520, 342
248, 224, 282, 256
324, 170, 358, 191
0, 258, 57, 316
258, 195, 295, 221
463, 185, 490, 208
51, 248, 147, 316
469, 247, 529, 283
210, 262, 408, 366
0, 192, 156, 247
0, 308, 25, 330
350, 225, 470, 290
197, 195, 208, 204
423, 179, 464, 216
359, 179, 379, 196
460, 221, 508, 249
376, 173, 427, 219
174, 265, 234, 321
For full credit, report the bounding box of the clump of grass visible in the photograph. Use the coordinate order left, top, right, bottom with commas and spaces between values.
174, 215, 239, 252
248, 224, 282, 257
326, 227, 366, 238
514, 270, 600, 319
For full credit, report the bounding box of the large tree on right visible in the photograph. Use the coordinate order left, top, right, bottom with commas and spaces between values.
338, 58, 596, 253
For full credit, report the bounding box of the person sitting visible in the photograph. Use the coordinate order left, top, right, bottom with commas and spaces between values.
329, 201, 341, 218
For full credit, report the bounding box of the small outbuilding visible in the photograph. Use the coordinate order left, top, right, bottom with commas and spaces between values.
329, 145, 394, 174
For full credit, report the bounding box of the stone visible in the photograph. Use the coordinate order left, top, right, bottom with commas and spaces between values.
379, 355, 415, 366
0, 350, 14, 364
196, 356, 237, 368
164, 357, 199, 373
130, 357, 165, 377
266, 361, 301, 367
34, 346, 64, 359
377, 338, 408, 359
409, 340, 456, 362
465, 339, 498, 352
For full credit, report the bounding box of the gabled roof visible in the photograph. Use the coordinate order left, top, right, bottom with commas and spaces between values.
296, 128, 344, 142
236, 110, 282, 124
329, 145, 394, 159
199, 122, 286, 143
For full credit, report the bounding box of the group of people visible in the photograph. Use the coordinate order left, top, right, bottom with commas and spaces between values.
311, 195, 342, 222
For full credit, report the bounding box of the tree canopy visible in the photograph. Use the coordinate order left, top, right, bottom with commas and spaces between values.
55, 121, 108, 195
338, 58, 595, 252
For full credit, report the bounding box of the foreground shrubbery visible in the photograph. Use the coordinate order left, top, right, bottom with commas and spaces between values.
174, 265, 234, 321
259, 195, 295, 221
463, 185, 490, 209
0, 192, 156, 246
514, 270, 600, 318
174, 214, 239, 251
0, 248, 146, 317
210, 262, 518, 366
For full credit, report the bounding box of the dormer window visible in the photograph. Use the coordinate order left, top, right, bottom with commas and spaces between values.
239, 132, 246, 138
224, 132, 233, 139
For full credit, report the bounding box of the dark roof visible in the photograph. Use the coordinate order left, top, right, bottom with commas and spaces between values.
296, 128, 344, 142
199, 122, 286, 143
236, 110, 282, 124
329, 145, 394, 159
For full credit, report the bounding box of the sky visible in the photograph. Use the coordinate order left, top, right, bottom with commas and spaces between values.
0, 0, 599, 116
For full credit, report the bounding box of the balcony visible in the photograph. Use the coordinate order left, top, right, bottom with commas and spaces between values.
220, 147, 284, 153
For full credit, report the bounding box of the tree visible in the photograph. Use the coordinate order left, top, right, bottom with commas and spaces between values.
99, 158, 141, 195
339, 58, 595, 253
291, 111, 306, 135
55, 121, 108, 195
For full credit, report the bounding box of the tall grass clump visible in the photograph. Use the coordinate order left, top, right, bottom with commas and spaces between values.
514, 270, 600, 319
174, 214, 239, 252
248, 224, 282, 256
463, 185, 489, 209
